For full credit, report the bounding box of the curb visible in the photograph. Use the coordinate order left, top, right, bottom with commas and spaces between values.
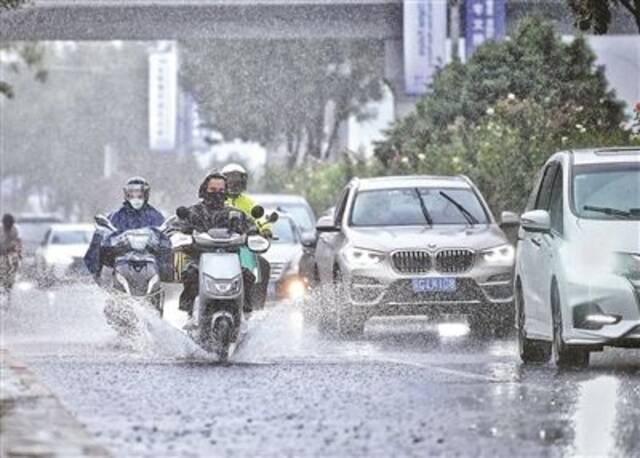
0, 348, 111, 457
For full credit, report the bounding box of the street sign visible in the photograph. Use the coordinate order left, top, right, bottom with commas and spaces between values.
464, 0, 506, 57
403, 0, 448, 95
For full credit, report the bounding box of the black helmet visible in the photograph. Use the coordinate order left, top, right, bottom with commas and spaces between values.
2, 213, 15, 230
221, 163, 248, 198
198, 170, 227, 199
123, 176, 150, 210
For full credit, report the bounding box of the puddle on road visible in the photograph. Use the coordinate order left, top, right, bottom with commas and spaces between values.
571, 375, 619, 457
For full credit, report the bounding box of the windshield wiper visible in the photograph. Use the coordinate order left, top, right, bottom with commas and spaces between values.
439, 191, 479, 226
414, 188, 433, 226
583, 205, 632, 219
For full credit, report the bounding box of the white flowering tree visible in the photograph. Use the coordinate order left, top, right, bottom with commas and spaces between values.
375, 17, 635, 213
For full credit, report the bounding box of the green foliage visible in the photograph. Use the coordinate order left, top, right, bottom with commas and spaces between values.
0, 43, 47, 98
181, 39, 384, 166
0, 0, 25, 11
375, 17, 635, 214
567, 0, 640, 34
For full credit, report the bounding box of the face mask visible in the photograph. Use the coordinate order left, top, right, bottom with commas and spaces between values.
129, 198, 144, 210
204, 191, 226, 208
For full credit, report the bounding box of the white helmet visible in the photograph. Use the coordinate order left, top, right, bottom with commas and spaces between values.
221, 163, 248, 197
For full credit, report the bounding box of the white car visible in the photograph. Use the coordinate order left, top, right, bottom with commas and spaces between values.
35, 223, 94, 284
516, 147, 640, 367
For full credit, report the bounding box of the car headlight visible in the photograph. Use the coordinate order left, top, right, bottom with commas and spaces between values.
203, 274, 242, 296
613, 252, 640, 281
482, 244, 515, 265
342, 245, 385, 268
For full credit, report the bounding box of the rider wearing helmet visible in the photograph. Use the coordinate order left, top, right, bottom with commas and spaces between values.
222, 163, 272, 309
84, 176, 166, 277
177, 170, 256, 323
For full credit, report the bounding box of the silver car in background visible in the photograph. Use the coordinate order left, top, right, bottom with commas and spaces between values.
263, 213, 307, 301
254, 193, 318, 285
35, 223, 94, 284
313, 175, 519, 336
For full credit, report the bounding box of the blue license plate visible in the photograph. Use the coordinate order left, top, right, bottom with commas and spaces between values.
411, 277, 457, 293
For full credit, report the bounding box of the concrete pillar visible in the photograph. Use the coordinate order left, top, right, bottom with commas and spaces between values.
384, 37, 420, 121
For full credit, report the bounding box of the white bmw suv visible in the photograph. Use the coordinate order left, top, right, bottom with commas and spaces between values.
516, 147, 640, 367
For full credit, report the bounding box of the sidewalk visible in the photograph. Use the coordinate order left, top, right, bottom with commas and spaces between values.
0, 349, 111, 457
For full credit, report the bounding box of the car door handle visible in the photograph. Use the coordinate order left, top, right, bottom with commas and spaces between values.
531, 237, 542, 247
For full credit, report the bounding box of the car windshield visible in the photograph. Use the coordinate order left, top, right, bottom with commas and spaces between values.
272, 219, 297, 244
17, 221, 59, 245
573, 163, 640, 220
275, 204, 315, 232
50, 230, 93, 245
350, 188, 489, 227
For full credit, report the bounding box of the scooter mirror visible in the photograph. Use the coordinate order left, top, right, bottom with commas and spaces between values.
251, 205, 265, 219
158, 215, 178, 232
95, 214, 116, 232
268, 212, 279, 223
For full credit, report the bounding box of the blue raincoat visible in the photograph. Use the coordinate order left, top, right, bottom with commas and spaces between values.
84, 202, 168, 276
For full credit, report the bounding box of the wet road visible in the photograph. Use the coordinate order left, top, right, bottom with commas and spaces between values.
1, 281, 639, 457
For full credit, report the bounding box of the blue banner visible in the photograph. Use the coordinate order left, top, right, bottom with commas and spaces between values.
403, 0, 448, 95
464, 0, 506, 58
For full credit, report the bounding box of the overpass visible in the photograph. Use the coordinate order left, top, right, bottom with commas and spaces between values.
0, 0, 415, 115
0, 0, 403, 41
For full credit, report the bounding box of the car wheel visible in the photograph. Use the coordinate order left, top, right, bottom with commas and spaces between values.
337, 309, 366, 338
551, 284, 590, 368
517, 282, 551, 364
318, 310, 338, 334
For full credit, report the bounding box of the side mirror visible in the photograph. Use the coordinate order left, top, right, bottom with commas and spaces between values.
251, 205, 265, 219
500, 211, 520, 227
94, 214, 117, 232
301, 233, 316, 248
316, 215, 339, 232
247, 234, 270, 254
268, 212, 279, 223
176, 206, 190, 220
520, 210, 551, 233
158, 215, 178, 233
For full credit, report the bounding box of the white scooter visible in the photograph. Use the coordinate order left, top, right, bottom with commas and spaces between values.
171, 206, 276, 361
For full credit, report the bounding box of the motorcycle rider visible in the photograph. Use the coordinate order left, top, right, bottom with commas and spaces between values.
177, 170, 257, 326
221, 163, 271, 308
84, 176, 167, 278
0, 213, 22, 298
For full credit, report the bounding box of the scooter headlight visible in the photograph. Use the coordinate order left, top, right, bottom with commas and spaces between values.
203, 275, 242, 296
127, 233, 151, 251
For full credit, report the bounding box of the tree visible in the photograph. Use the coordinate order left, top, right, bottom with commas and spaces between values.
568, 0, 640, 34
181, 39, 384, 166
0, 0, 46, 98
375, 17, 633, 213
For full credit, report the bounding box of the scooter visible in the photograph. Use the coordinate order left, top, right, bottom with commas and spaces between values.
171, 206, 276, 361
94, 215, 171, 337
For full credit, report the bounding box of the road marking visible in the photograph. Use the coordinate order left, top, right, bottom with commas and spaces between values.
371, 355, 548, 393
